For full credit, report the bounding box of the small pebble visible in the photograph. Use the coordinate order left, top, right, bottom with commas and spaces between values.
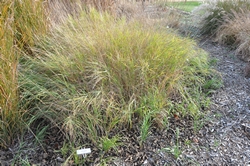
56, 157, 65, 163
43, 153, 48, 159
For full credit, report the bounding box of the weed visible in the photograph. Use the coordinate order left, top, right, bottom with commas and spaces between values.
161, 128, 182, 159
193, 116, 204, 134
213, 140, 220, 147
214, 112, 222, 118
164, 144, 182, 159
18, 156, 31, 166
184, 139, 191, 146
59, 141, 86, 165
203, 76, 222, 95
209, 58, 218, 66
60, 141, 70, 159
34, 125, 48, 145
100, 135, 121, 152
98, 156, 116, 166
140, 112, 152, 145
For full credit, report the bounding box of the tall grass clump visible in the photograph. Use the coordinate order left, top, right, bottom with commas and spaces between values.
46, 0, 118, 26
20, 9, 213, 146
216, 9, 250, 61
0, 0, 47, 148
15, 0, 47, 53
192, 0, 250, 36
0, 1, 20, 148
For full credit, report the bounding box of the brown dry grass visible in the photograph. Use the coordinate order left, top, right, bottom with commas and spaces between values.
46, 0, 119, 26
0, 1, 22, 148
216, 9, 250, 61
46, 0, 177, 27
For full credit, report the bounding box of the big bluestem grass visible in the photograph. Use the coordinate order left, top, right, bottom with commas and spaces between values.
19, 9, 213, 146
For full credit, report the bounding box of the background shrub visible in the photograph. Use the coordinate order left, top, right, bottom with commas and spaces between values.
192, 0, 250, 36
216, 9, 250, 61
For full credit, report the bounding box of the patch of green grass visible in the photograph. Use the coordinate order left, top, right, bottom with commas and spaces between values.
193, 117, 204, 133
34, 124, 48, 146
184, 139, 191, 146
203, 77, 222, 95
100, 135, 121, 152
139, 112, 151, 145
59, 141, 86, 165
213, 140, 220, 147
161, 128, 182, 159
167, 1, 203, 12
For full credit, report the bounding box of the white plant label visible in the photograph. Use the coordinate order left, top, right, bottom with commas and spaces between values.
77, 148, 91, 156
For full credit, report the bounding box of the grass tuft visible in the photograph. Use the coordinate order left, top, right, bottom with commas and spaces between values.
0, 1, 21, 148
19, 9, 214, 148
100, 135, 121, 152
0, 0, 47, 148
192, 0, 250, 36
15, 0, 47, 53
215, 9, 250, 61
192, 0, 250, 61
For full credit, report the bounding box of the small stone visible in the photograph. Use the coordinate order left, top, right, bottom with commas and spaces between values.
47, 148, 53, 153
56, 157, 65, 163
43, 153, 48, 159
193, 137, 199, 143
0, 161, 8, 166
38, 155, 43, 161
143, 159, 148, 164
244, 62, 250, 78
0, 155, 6, 160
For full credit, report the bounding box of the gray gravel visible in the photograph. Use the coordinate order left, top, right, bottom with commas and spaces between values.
181, 40, 250, 165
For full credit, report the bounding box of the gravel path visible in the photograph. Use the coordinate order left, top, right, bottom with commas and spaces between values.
142, 5, 250, 165
181, 40, 250, 165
